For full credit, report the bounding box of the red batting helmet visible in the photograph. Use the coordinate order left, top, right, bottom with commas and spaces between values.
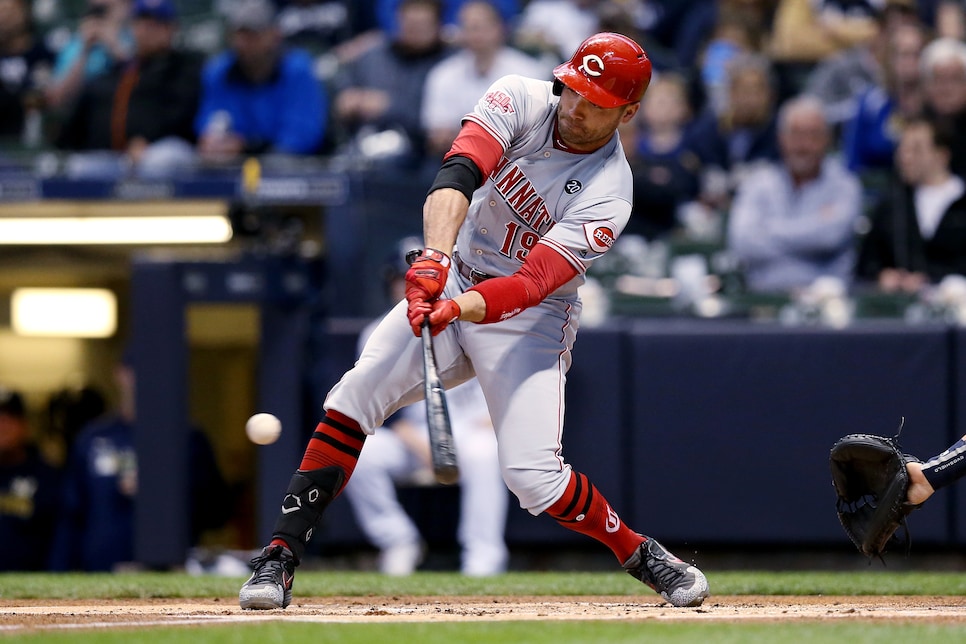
552, 32, 652, 109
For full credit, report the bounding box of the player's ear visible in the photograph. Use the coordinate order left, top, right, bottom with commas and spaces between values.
620, 102, 641, 123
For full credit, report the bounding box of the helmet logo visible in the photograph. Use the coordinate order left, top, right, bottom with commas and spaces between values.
578, 54, 604, 77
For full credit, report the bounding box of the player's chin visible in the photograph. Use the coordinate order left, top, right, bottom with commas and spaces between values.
558, 121, 584, 140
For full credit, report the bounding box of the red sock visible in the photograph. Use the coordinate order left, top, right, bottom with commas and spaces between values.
299, 409, 367, 490
545, 470, 644, 563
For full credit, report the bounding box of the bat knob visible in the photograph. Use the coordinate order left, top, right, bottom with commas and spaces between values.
435, 465, 460, 486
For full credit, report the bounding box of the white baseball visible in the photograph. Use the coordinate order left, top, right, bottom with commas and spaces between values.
246, 413, 282, 445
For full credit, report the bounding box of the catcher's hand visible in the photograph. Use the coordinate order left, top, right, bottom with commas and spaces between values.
829, 432, 923, 560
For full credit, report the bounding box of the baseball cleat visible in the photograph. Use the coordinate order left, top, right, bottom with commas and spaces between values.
239, 545, 296, 610
623, 536, 709, 607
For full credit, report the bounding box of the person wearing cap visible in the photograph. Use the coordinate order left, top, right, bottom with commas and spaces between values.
195, 0, 326, 162
0, 387, 62, 571
240, 32, 710, 611
54, 0, 203, 179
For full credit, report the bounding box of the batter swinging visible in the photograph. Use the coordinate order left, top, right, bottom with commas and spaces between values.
239, 32, 710, 609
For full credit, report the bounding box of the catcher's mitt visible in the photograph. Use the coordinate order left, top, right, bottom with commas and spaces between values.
829, 432, 922, 560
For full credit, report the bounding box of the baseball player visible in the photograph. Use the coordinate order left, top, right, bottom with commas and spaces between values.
240, 32, 710, 610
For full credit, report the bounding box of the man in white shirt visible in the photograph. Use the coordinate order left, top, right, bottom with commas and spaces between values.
421, 0, 549, 158
727, 95, 863, 293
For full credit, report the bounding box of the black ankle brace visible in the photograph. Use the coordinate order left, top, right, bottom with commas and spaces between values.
921, 438, 966, 492
272, 466, 344, 564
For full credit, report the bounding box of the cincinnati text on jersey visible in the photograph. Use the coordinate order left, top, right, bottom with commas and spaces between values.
490, 156, 555, 235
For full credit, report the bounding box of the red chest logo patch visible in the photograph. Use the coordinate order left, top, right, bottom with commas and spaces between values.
482, 90, 514, 114
585, 223, 616, 253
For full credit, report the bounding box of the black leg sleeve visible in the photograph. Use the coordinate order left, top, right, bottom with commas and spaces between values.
271, 466, 345, 564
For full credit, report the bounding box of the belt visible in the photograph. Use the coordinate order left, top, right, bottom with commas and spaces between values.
453, 252, 495, 285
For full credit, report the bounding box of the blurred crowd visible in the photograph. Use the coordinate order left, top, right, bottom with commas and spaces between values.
3, 0, 966, 302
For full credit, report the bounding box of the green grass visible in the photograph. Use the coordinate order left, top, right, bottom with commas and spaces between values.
2, 569, 966, 599
3, 571, 966, 643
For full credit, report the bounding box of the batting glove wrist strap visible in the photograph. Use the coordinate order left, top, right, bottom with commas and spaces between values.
415, 248, 451, 267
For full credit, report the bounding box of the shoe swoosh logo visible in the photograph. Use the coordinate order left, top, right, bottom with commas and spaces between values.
282, 572, 293, 588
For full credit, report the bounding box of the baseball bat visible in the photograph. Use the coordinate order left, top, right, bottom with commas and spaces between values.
421, 319, 460, 485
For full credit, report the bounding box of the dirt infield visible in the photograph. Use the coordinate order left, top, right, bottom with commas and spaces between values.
1, 596, 965, 632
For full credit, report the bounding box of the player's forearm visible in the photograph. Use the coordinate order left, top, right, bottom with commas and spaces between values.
423, 188, 469, 255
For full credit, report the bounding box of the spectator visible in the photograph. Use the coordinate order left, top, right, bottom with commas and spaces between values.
196, 0, 327, 164
0, 0, 55, 148
920, 37, 966, 179
803, 0, 921, 129
643, 0, 717, 70
513, 0, 598, 65
684, 53, 780, 218
696, 3, 765, 116
932, 0, 965, 40
769, 0, 882, 100
273, 0, 382, 84
619, 71, 700, 241
769, 0, 881, 64
594, 1, 676, 73
376, 0, 521, 38
856, 117, 966, 293
54, 0, 202, 179
275, 0, 371, 55
842, 20, 926, 175
421, 0, 547, 159
333, 0, 450, 165
0, 387, 61, 571
49, 358, 232, 571
45, 0, 133, 111
727, 95, 863, 293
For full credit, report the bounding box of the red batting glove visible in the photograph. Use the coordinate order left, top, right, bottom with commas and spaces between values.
404, 248, 451, 305
427, 299, 461, 336
407, 298, 432, 337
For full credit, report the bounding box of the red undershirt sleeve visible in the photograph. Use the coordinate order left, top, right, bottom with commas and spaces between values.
468, 243, 581, 323
445, 121, 504, 179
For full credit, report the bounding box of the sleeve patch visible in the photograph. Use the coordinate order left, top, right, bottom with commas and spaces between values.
584, 223, 617, 253
482, 90, 515, 115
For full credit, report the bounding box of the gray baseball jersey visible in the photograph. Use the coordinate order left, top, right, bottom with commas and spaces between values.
457, 74, 633, 297
326, 73, 633, 515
